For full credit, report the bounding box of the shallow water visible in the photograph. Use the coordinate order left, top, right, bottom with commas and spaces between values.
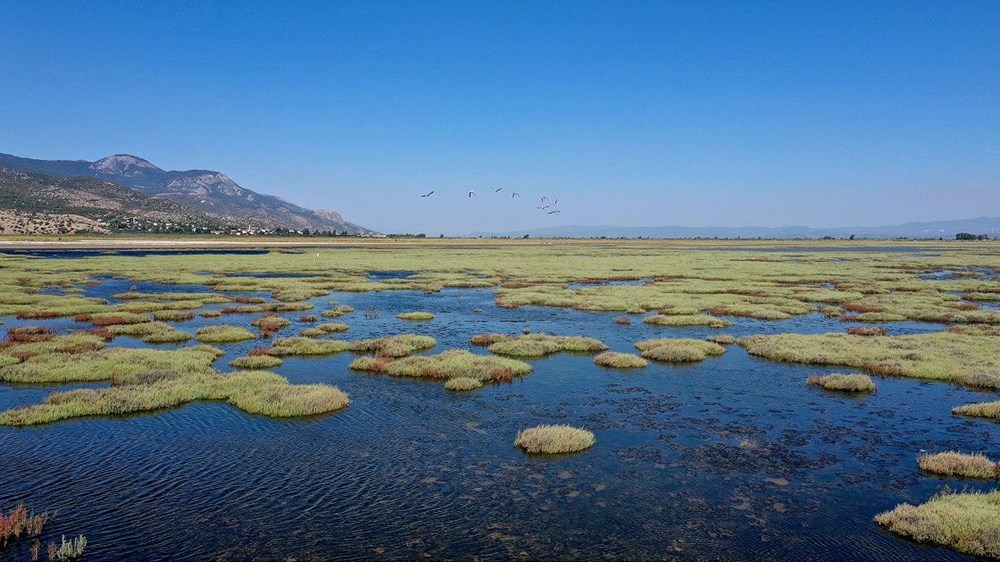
0, 282, 997, 560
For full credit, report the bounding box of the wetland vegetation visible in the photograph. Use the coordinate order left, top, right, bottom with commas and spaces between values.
2, 238, 1000, 559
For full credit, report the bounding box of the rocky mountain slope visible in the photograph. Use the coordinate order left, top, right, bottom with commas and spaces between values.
0, 152, 374, 234
0, 167, 226, 234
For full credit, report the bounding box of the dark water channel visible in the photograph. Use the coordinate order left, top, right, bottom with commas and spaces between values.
0, 281, 997, 560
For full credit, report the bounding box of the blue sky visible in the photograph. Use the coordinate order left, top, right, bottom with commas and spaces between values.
1, 1, 998, 234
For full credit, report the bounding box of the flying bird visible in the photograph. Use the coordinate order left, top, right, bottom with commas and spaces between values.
511, 192, 520, 198
547, 210, 562, 214
494, 187, 502, 193
421, 190, 435, 198
537, 205, 551, 210
553, 199, 558, 205
541, 196, 548, 203
468, 190, 476, 198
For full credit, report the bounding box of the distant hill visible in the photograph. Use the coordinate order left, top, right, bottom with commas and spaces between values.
473, 218, 1000, 240
0, 167, 225, 235
0, 152, 375, 234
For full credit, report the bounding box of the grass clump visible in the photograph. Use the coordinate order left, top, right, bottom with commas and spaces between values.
806, 373, 876, 392
106, 321, 190, 343
300, 322, 349, 337
251, 314, 291, 332
953, 401, 1000, 421
917, 451, 998, 479
738, 331, 1000, 387
0, 334, 106, 361
594, 352, 648, 369
484, 334, 608, 357
230, 355, 284, 369
397, 311, 435, 321
643, 314, 731, 328
322, 305, 355, 318
268, 337, 350, 356
635, 338, 726, 362
874, 490, 1000, 559
195, 325, 255, 343
152, 310, 195, 322
515, 425, 596, 454
349, 334, 436, 357
353, 349, 532, 383
0, 368, 349, 426
200, 310, 222, 318
1, 347, 219, 385
444, 377, 483, 391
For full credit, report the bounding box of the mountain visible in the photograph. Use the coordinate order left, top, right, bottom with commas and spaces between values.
473, 218, 1000, 239
0, 167, 225, 235
0, 152, 375, 234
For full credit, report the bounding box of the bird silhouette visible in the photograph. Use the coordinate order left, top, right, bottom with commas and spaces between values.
537, 205, 551, 210
541, 196, 548, 203
547, 210, 561, 214
553, 198, 558, 205
511, 192, 520, 198
494, 187, 502, 193
468, 190, 476, 198
421, 190, 435, 197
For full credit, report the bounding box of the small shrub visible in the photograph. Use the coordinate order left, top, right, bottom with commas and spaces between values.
52, 534, 86, 561
515, 425, 596, 454
613, 316, 632, 325
152, 310, 195, 322
200, 310, 222, 318
299, 314, 317, 323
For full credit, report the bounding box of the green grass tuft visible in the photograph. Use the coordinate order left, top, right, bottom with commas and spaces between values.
917, 451, 998, 479
594, 352, 648, 369
874, 490, 1000, 558
806, 373, 876, 392
397, 311, 435, 321
515, 425, 596, 454
195, 325, 256, 343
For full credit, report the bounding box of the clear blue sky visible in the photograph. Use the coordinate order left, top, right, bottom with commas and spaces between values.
2, 1, 998, 234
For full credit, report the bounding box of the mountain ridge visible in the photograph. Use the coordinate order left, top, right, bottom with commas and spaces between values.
0, 152, 375, 234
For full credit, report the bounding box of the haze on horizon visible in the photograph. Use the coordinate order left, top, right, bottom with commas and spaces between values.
1, 2, 998, 236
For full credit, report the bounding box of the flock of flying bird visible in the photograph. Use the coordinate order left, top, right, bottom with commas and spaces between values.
420, 187, 562, 214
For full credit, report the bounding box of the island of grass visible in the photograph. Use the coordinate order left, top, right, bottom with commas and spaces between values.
350, 349, 531, 384
267, 337, 350, 356
594, 352, 648, 369
473, 333, 608, 357
706, 334, 735, 345
738, 331, 1000, 390
806, 373, 876, 392
349, 334, 436, 357
397, 311, 435, 321
642, 314, 731, 328
634, 338, 726, 362
515, 425, 596, 454
875, 491, 1000, 559
251, 315, 292, 332
300, 323, 349, 337
230, 355, 284, 369
0, 343, 349, 425
917, 451, 998, 479
952, 401, 1000, 422
195, 325, 256, 343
